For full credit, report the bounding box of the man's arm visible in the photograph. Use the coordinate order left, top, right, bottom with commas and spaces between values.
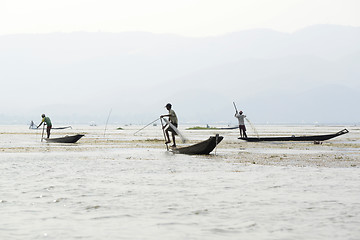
37, 119, 44, 128
160, 115, 169, 129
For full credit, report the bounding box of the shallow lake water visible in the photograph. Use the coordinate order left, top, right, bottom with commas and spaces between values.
0, 124, 359, 239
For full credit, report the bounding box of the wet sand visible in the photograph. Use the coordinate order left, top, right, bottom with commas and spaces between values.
1, 124, 359, 168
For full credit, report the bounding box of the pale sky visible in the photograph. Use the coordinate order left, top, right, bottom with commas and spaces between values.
1, 0, 360, 37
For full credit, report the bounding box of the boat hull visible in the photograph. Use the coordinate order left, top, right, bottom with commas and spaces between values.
45, 134, 84, 143
239, 129, 349, 142
172, 134, 223, 155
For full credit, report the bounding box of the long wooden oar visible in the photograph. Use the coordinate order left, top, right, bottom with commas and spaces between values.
133, 118, 159, 135
160, 118, 169, 151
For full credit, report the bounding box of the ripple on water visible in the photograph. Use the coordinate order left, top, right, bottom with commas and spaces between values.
0, 125, 359, 240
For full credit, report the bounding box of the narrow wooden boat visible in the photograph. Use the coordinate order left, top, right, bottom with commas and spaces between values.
239, 129, 349, 142
30, 125, 72, 130
51, 126, 72, 130
172, 134, 223, 155
45, 134, 84, 143
218, 126, 238, 130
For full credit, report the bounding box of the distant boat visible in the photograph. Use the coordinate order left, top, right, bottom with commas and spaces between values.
52, 126, 72, 130
239, 129, 349, 142
217, 126, 238, 130
186, 126, 238, 130
45, 134, 84, 143
29, 121, 72, 130
171, 134, 223, 155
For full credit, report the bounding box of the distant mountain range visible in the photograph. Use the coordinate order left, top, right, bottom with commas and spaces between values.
0, 24, 359, 124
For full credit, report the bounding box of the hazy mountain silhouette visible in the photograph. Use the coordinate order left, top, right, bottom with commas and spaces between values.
0, 24, 359, 124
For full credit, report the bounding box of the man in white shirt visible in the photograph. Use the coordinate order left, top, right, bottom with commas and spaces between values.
235, 110, 247, 138
160, 103, 178, 147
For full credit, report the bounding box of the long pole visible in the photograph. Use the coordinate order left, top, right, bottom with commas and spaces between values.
104, 108, 112, 138
233, 102, 238, 112
41, 124, 45, 142
214, 134, 219, 156
133, 118, 159, 135
160, 118, 169, 151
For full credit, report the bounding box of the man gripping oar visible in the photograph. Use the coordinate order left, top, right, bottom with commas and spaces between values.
235, 110, 247, 138
233, 102, 247, 138
160, 103, 178, 147
37, 114, 52, 138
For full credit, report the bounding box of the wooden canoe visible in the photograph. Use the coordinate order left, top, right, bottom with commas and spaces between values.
45, 134, 84, 143
239, 129, 349, 142
172, 134, 223, 155
30, 126, 72, 130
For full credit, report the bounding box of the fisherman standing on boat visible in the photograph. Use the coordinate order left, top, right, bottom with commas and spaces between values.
37, 114, 52, 138
235, 110, 247, 138
160, 103, 178, 147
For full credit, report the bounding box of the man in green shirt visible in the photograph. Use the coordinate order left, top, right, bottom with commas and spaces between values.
37, 114, 52, 138
160, 103, 178, 147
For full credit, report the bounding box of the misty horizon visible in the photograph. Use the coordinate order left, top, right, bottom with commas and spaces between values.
1, 24, 359, 125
